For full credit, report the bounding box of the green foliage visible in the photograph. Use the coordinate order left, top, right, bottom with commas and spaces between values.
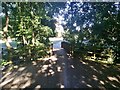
63, 2, 120, 64
2, 2, 120, 64
0, 59, 12, 66
2, 2, 54, 62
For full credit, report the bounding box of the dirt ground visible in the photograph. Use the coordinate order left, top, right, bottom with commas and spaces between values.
0, 48, 120, 89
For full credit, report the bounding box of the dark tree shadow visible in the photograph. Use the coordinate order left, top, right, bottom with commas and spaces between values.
66, 57, 120, 89
1, 48, 120, 89
1, 49, 65, 89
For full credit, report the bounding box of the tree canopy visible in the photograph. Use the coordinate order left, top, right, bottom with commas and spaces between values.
1, 2, 120, 64
1, 2, 54, 62
46, 2, 120, 63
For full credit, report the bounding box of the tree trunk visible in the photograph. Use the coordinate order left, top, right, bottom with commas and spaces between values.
3, 3, 12, 49
32, 32, 35, 46
3, 2, 12, 61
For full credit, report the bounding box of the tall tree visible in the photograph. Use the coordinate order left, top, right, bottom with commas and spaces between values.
63, 2, 120, 63
2, 2, 12, 49
2, 2, 53, 61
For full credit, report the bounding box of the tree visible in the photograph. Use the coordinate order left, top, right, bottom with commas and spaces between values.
2, 2, 53, 62
63, 2, 120, 63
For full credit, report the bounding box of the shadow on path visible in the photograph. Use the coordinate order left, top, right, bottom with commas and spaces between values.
0, 48, 120, 89
65, 57, 120, 89
1, 49, 65, 89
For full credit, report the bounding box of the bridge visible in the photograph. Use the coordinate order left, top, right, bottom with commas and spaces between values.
49, 37, 63, 51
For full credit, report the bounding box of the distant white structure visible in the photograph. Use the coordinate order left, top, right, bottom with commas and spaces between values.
49, 18, 64, 50
55, 22, 64, 37
0, 39, 17, 55
49, 37, 63, 50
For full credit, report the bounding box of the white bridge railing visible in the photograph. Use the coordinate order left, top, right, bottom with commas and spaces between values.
49, 37, 63, 50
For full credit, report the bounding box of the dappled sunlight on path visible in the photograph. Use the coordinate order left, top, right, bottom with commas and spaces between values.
1, 45, 120, 89
1, 52, 63, 89
65, 58, 120, 89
